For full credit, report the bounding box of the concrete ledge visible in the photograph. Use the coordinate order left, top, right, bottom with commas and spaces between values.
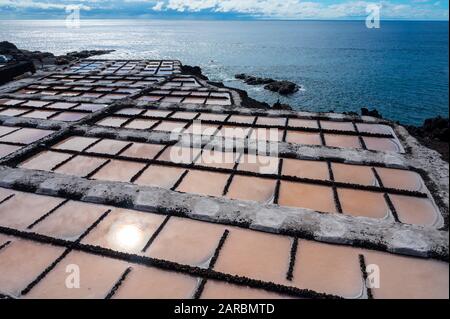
0, 165, 447, 260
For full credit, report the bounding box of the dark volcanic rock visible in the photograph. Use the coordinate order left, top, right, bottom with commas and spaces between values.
361, 107, 383, 119
233, 87, 271, 109
64, 50, 114, 60
272, 100, 293, 111
0, 61, 36, 85
407, 116, 449, 143
423, 117, 449, 142
181, 65, 209, 80
0, 41, 20, 53
0, 41, 115, 85
55, 57, 71, 65
235, 74, 275, 85
1, 41, 113, 67
235, 73, 299, 95
264, 80, 299, 95
406, 116, 449, 162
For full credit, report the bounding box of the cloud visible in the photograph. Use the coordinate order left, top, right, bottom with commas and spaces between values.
153, 0, 449, 19
0, 0, 91, 10
152, 1, 164, 11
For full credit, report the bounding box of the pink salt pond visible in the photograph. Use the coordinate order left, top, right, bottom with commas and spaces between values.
389, 194, 440, 227
291, 240, 364, 298
0, 108, 28, 116
286, 131, 322, 146
197, 113, 228, 122
0, 144, 20, 158
112, 265, 197, 299
20, 151, 72, 171
86, 139, 130, 155
0, 239, 65, 297
145, 217, 226, 266
250, 128, 283, 142
363, 137, 402, 152
0, 125, 19, 137
50, 112, 87, 122
375, 167, 424, 192
288, 118, 318, 129
228, 115, 255, 124
31, 201, 109, 240
237, 154, 279, 175
125, 119, 158, 130
214, 228, 291, 285
22, 100, 50, 108
120, 142, 164, 159
176, 170, 229, 197
153, 121, 187, 132
356, 123, 393, 135
158, 145, 201, 164
256, 117, 286, 127
21, 110, 56, 119
331, 163, 376, 186
24, 251, 129, 299
226, 176, 276, 203
53, 136, 99, 152
92, 160, 146, 183
81, 208, 165, 253
363, 250, 449, 299
47, 102, 77, 109
96, 117, 128, 127
320, 121, 355, 132
54, 155, 107, 177
278, 182, 337, 214
0, 192, 64, 229
0, 128, 53, 144
195, 149, 237, 169
282, 159, 329, 181
201, 281, 292, 299
324, 134, 361, 149
134, 165, 185, 189
338, 189, 390, 219
170, 111, 199, 120
217, 125, 252, 139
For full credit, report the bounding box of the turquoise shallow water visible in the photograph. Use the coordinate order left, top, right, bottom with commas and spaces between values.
0, 19, 448, 125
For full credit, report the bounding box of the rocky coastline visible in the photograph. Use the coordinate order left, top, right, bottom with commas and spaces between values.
0, 41, 113, 84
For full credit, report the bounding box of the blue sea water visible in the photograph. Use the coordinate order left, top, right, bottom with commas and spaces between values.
0, 19, 448, 125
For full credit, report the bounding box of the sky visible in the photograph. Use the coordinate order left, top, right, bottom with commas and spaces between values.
0, 0, 448, 20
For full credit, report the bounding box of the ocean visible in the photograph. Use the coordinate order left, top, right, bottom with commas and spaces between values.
0, 19, 448, 125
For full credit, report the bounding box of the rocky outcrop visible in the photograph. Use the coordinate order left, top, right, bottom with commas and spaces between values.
54, 50, 115, 65
0, 61, 36, 85
264, 80, 299, 95
235, 74, 275, 85
408, 117, 449, 143
1, 41, 114, 67
181, 65, 209, 81
235, 73, 299, 95
406, 116, 449, 162
361, 107, 383, 119
0, 41, 114, 85
272, 100, 293, 111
